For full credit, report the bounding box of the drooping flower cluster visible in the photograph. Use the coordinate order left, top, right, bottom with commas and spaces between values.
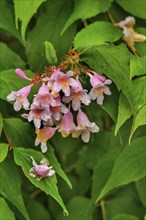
29, 157, 55, 181
7, 52, 112, 153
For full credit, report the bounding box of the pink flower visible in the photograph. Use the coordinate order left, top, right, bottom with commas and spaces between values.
51, 70, 78, 96
35, 127, 58, 152
15, 68, 31, 81
117, 16, 135, 28
59, 110, 75, 137
29, 157, 55, 181
73, 109, 99, 143
7, 84, 33, 111
89, 72, 112, 105
63, 80, 90, 111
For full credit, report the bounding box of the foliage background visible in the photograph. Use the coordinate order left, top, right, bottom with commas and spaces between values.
0, 0, 146, 220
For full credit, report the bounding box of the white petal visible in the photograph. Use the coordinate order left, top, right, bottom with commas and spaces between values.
89, 89, 97, 100
96, 95, 104, 105
7, 92, 16, 101
104, 86, 112, 95
81, 94, 91, 105
62, 86, 70, 96
81, 131, 90, 143
34, 118, 41, 128
72, 100, 80, 111
22, 99, 30, 110
14, 100, 22, 111
41, 142, 47, 153
35, 138, 40, 146
90, 123, 99, 133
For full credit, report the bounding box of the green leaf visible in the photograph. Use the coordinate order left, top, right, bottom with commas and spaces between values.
0, 69, 33, 101
46, 146, 72, 189
130, 56, 146, 80
112, 213, 140, 220
0, 197, 15, 220
115, 93, 132, 135
96, 137, 146, 203
0, 143, 8, 163
115, 0, 146, 19
44, 41, 58, 65
3, 118, 35, 148
0, 43, 25, 71
0, 0, 22, 42
0, 157, 29, 219
135, 177, 146, 207
62, 0, 112, 34
0, 113, 3, 137
26, 0, 76, 71
129, 105, 146, 143
57, 196, 93, 220
74, 21, 122, 50
14, 147, 68, 215
14, 0, 46, 41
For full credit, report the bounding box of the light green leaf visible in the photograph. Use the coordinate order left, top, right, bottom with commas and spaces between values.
26, 0, 76, 71
0, 43, 25, 71
74, 21, 122, 50
46, 146, 72, 189
44, 41, 58, 65
115, 0, 146, 19
14, 0, 46, 41
0, 197, 15, 220
0, 143, 8, 163
130, 56, 146, 80
0, 69, 33, 101
0, 157, 29, 219
112, 213, 140, 220
62, 0, 112, 34
115, 93, 132, 135
96, 137, 146, 203
3, 118, 35, 148
0, 113, 3, 136
129, 105, 146, 143
144, 215, 146, 220
0, 0, 22, 42
14, 148, 68, 215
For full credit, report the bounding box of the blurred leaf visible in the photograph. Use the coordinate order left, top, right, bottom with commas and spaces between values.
14, 147, 68, 215
0, 43, 25, 71
14, 0, 46, 41
62, 0, 112, 34
96, 137, 146, 203
115, 93, 132, 135
0, 143, 8, 163
115, 0, 146, 19
3, 118, 35, 148
0, 157, 29, 219
26, 0, 76, 71
0, 0, 22, 41
0, 197, 15, 220
27, 200, 51, 220
0, 113, 3, 136
57, 196, 93, 220
130, 56, 146, 80
129, 105, 146, 143
112, 213, 140, 220
44, 41, 58, 65
74, 21, 122, 50
0, 69, 33, 101
45, 145, 72, 189
135, 177, 146, 208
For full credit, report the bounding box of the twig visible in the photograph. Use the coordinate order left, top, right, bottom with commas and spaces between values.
107, 10, 116, 24
83, 20, 88, 27
100, 200, 107, 220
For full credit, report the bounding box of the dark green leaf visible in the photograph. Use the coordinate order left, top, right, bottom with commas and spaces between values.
74, 21, 122, 50
115, 0, 146, 19
14, 0, 46, 41
0, 197, 15, 220
135, 177, 146, 207
96, 137, 146, 203
44, 41, 58, 65
130, 56, 146, 80
0, 143, 8, 163
62, 0, 112, 34
0, 43, 25, 71
0, 113, 3, 137
14, 147, 68, 215
0, 157, 29, 219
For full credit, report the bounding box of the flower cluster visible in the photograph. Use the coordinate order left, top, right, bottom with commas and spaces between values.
7, 53, 112, 153
29, 157, 55, 181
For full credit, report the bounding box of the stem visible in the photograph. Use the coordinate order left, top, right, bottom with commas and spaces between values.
2, 117, 13, 150
107, 10, 116, 24
83, 20, 88, 27
100, 200, 107, 220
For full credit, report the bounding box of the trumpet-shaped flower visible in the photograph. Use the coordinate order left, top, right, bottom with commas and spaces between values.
59, 110, 75, 137
35, 127, 58, 152
15, 68, 31, 81
89, 72, 112, 105
7, 84, 33, 111
29, 157, 55, 180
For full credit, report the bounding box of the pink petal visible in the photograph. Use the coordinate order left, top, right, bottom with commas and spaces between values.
15, 68, 31, 80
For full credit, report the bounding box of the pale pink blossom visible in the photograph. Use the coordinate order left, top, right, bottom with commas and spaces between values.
29, 157, 55, 181
7, 84, 33, 111
35, 127, 58, 152
59, 110, 75, 137
15, 68, 31, 81
72, 109, 99, 143
89, 72, 112, 105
